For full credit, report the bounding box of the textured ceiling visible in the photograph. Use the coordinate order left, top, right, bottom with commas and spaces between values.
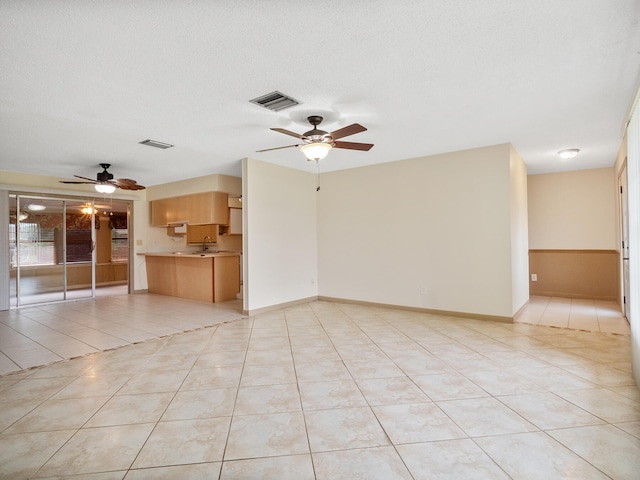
1, 0, 639, 187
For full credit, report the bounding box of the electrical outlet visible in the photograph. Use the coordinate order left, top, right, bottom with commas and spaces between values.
136, 239, 143, 246
420, 285, 427, 295
531, 274, 537, 282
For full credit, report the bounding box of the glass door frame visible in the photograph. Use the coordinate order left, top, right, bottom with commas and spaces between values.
12, 194, 96, 307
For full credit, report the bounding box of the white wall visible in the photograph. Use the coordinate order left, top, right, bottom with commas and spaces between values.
528, 168, 617, 250
317, 143, 524, 318
626, 99, 640, 387
510, 146, 530, 313
243, 158, 318, 312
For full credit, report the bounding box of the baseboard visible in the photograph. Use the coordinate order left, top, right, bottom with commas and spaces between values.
317, 296, 514, 324
243, 296, 319, 316
529, 291, 617, 301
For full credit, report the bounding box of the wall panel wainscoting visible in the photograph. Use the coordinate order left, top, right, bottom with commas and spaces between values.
528, 250, 619, 300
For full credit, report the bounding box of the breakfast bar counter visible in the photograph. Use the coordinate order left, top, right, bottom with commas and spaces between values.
141, 252, 240, 302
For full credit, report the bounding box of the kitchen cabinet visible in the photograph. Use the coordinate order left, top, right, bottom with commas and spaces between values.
151, 191, 229, 226
143, 253, 240, 302
220, 207, 242, 235
186, 224, 217, 245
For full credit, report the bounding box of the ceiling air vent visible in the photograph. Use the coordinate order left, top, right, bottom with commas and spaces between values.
250, 91, 299, 112
139, 139, 174, 149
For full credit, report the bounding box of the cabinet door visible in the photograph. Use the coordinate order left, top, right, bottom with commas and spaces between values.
229, 208, 242, 234
151, 191, 230, 226
150, 198, 169, 226
210, 192, 230, 225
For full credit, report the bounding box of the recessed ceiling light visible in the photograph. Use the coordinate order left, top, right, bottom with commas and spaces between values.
27, 204, 46, 211
558, 148, 580, 159
139, 139, 174, 149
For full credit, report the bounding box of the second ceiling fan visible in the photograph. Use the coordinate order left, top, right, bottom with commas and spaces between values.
257, 115, 373, 161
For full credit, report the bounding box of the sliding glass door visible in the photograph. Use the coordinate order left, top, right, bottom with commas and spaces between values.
10, 195, 96, 306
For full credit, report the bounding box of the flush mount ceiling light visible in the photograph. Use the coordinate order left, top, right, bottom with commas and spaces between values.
27, 204, 46, 211
95, 183, 116, 194
558, 148, 580, 159
300, 142, 332, 161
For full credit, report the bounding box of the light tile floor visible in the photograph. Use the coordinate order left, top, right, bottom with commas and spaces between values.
516, 295, 631, 334
0, 293, 244, 375
0, 297, 638, 479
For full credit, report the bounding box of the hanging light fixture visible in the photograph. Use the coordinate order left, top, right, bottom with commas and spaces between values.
95, 183, 116, 194
300, 142, 332, 161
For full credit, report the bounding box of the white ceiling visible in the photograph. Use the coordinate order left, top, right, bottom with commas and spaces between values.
1, 1, 639, 187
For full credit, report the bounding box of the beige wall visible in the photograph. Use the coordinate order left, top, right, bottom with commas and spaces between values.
145, 173, 241, 200
317, 143, 527, 318
528, 168, 617, 250
243, 158, 318, 312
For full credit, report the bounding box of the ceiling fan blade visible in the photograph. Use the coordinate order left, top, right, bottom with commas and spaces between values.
59, 181, 97, 184
256, 144, 300, 153
271, 128, 305, 140
73, 175, 98, 182
333, 140, 374, 151
114, 178, 145, 190
330, 123, 367, 140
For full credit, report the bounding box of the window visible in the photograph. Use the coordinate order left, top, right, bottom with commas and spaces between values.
111, 228, 128, 262
9, 223, 55, 267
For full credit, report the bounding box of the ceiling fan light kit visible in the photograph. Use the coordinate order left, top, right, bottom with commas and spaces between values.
257, 115, 373, 162
301, 142, 332, 161
95, 183, 117, 194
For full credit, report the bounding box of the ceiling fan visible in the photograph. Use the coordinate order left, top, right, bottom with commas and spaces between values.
257, 115, 374, 161
59, 163, 145, 193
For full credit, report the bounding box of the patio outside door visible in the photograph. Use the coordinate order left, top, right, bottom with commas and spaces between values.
10, 195, 96, 306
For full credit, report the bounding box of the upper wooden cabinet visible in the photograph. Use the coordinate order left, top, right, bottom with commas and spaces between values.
219, 207, 242, 235
151, 192, 229, 226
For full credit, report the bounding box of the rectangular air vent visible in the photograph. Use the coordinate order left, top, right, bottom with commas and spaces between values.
139, 139, 174, 149
249, 91, 299, 111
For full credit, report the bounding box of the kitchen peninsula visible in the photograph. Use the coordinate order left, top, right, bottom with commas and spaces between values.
142, 252, 240, 303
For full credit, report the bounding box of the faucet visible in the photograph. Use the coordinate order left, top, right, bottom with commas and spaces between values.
203, 235, 212, 251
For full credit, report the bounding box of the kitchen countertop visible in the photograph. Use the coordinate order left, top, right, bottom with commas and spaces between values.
139, 251, 241, 258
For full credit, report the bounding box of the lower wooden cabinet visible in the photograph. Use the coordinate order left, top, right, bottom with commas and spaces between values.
145, 254, 240, 302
